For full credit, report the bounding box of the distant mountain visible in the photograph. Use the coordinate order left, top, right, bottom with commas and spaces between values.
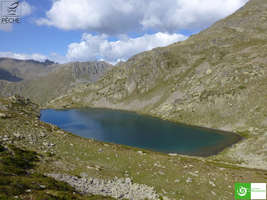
49, 0, 267, 169
43, 59, 57, 65
0, 59, 113, 104
0, 58, 56, 81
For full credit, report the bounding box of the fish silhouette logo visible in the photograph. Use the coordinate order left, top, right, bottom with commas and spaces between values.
7, 1, 19, 16
0, 0, 21, 24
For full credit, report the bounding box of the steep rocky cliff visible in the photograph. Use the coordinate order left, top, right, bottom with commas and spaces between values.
49, 0, 267, 169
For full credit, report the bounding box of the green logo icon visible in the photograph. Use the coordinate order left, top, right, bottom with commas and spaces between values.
235, 183, 251, 199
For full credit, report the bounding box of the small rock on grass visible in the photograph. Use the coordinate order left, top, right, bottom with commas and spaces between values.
168, 153, 178, 156
186, 177, 192, 183
0, 113, 7, 118
137, 151, 146, 155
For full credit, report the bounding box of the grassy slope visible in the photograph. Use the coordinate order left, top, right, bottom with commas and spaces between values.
0, 144, 114, 200
1, 97, 267, 200
0, 98, 115, 200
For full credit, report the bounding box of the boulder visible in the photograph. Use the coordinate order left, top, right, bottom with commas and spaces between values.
0, 113, 7, 119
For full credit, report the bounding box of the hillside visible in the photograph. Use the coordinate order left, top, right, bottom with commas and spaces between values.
1, 96, 267, 200
49, 0, 267, 170
0, 59, 113, 104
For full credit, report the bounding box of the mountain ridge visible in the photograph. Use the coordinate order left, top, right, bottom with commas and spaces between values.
48, 0, 267, 170
0, 59, 113, 104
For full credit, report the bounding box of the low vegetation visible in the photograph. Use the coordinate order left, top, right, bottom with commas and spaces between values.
0, 143, 114, 200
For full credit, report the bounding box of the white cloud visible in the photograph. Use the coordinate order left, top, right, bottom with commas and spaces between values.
49, 52, 67, 64
67, 32, 187, 63
0, 51, 68, 64
36, 0, 249, 34
0, 52, 48, 62
0, 32, 186, 64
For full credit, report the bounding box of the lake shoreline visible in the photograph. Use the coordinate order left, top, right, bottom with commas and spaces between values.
40, 107, 243, 157
42, 105, 243, 138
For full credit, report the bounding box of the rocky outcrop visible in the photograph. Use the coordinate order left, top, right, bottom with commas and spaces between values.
47, 174, 160, 200
72, 61, 113, 83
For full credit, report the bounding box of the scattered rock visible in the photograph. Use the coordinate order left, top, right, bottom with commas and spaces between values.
47, 174, 160, 200
209, 180, 216, 187
13, 133, 22, 138
188, 172, 199, 177
80, 172, 88, 178
2, 135, 9, 142
56, 130, 65, 134
163, 196, 170, 200
125, 177, 131, 184
0, 102, 8, 111
0, 113, 7, 119
206, 69, 212, 75
40, 185, 46, 189
248, 127, 255, 132
186, 177, 192, 183
154, 162, 166, 169
87, 165, 101, 171
40, 132, 46, 138
137, 151, 146, 155
43, 142, 48, 146
158, 171, 165, 175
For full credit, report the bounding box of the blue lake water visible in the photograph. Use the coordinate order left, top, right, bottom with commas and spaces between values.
40, 108, 241, 156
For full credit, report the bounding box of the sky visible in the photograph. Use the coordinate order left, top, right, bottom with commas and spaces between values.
0, 0, 249, 64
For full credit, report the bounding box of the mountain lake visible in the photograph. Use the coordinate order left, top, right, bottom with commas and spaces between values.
40, 108, 241, 156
